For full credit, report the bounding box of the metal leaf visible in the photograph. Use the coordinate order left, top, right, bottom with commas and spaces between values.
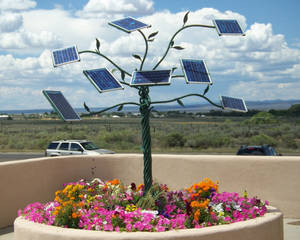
173, 46, 185, 50
171, 67, 177, 74
177, 99, 185, 107
183, 11, 190, 26
117, 105, 123, 111
83, 102, 90, 113
96, 38, 100, 51
203, 85, 210, 95
121, 71, 125, 80
132, 54, 142, 61
111, 68, 117, 74
147, 39, 155, 42
148, 31, 159, 39
170, 40, 174, 47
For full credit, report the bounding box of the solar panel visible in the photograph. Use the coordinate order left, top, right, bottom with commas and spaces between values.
42, 90, 81, 121
83, 68, 124, 93
213, 19, 245, 36
51, 45, 80, 67
130, 70, 172, 86
221, 96, 248, 112
180, 59, 212, 84
108, 17, 150, 33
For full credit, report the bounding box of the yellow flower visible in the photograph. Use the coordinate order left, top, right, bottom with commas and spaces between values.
125, 204, 137, 212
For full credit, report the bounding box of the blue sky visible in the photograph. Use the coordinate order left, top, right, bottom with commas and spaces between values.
0, 0, 300, 110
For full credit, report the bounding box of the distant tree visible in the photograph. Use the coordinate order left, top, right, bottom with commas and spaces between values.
288, 104, 300, 117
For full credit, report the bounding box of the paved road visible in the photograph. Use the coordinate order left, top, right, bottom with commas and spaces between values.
0, 153, 44, 162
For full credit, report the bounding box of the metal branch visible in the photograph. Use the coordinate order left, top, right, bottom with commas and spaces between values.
79, 50, 132, 77
171, 74, 184, 79
138, 30, 148, 71
151, 93, 223, 109
80, 101, 140, 117
153, 24, 215, 70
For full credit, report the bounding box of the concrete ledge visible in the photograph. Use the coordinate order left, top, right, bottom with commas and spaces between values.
14, 207, 283, 240
1, 154, 300, 228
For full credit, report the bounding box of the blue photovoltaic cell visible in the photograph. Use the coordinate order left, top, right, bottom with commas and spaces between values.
83, 68, 124, 93
221, 96, 247, 112
109, 17, 150, 33
52, 45, 80, 67
213, 20, 244, 36
43, 90, 81, 121
130, 70, 172, 86
180, 59, 212, 84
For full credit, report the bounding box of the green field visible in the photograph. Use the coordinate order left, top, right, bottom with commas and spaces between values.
0, 113, 299, 155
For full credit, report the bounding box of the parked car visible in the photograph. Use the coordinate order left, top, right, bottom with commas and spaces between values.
45, 140, 114, 157
236, 144, 278, 156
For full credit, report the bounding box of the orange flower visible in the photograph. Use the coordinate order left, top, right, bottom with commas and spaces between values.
137, 183, 144, 191
111, 179, 120, 185
194, 209, 201, 221
72, 212, 77, 218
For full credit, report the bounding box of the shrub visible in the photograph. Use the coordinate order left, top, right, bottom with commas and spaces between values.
281, 134, 298, 149
249, 134, 277, 147
185, 134, 232, 149
249, 112, 276, 124
164, 133, 186, 147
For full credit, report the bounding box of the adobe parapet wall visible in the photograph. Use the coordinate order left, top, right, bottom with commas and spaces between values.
0, 154, 299, 228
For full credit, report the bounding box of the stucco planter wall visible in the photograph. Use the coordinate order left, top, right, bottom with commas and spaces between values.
0, 154, 300, 229
14, 207, 283, 240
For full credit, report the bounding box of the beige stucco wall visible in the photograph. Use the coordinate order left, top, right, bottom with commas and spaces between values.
0, 154, 299, 228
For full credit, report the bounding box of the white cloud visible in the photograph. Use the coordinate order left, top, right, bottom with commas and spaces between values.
0, 30, 62, 50
77, 0, 154, 18
0, 13, 23, 32
229, 80, 300, 101
1, 5, 300, 110
0, 0, 36, 11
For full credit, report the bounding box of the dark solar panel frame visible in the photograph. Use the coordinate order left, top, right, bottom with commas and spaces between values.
83, 68, 124, 93
213, 19, 245, 36
42, 90, 81, 121
130, 70, 172, 86
180, 59, 212, 85
108, 17, 150, 33
221, 96, 248, 112
51, 45, 80, 67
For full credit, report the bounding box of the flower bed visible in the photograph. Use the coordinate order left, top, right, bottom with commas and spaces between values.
18, 178, 268, 232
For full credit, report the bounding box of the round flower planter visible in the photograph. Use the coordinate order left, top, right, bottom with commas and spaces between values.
14, 207, 283, 240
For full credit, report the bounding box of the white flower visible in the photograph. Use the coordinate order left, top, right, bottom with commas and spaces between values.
141, 210, 159, 216
232, 203, 241, 211
211, 203, 224, 213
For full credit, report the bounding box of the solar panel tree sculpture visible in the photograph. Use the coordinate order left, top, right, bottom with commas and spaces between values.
46, 13, 248, 194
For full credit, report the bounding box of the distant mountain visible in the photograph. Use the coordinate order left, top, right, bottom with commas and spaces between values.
1, 99, 299, 114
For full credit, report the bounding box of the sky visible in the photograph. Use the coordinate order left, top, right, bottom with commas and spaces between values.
0, 0, 300, 111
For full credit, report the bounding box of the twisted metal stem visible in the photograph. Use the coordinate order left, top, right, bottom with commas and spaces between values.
138, 30, 148, 71
152, 93, 223, 109
138, 86, 152, 193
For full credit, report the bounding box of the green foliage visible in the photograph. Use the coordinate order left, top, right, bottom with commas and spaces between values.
186, 134, 232, 149
164, 133, 185, 147
282, 134, 298, 149
0, 115, 299, 154
135, 183, 167, 212
288, 104, 300, 117
248, 112, 276, 124
249, 134, 277, 146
